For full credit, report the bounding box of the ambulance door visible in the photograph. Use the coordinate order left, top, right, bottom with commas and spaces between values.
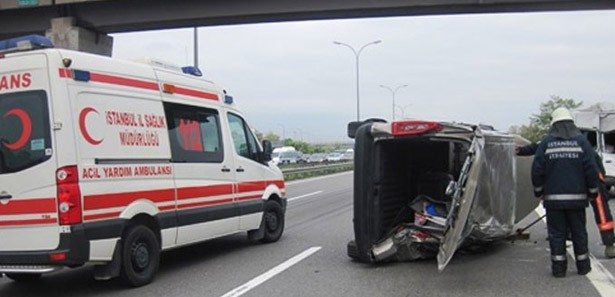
164, 102, 239, 245
225, 112, 269, 231
0, 54, 60, 251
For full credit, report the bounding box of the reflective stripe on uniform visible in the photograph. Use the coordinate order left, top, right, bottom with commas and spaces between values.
589, 187, 599, 194
544, 194, 587, 201
552, 255, 567, 261
534, 186, 543, 192
576, 253, 589, 261
545, 147, 583, 154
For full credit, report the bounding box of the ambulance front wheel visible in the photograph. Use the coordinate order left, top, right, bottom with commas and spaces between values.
261, 200, 285, 243
119, 224, 160, 287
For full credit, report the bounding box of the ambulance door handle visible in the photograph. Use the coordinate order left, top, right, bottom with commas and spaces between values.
236, 167, 245, 173
0, 193, 12, 200
221, 166, 231, 173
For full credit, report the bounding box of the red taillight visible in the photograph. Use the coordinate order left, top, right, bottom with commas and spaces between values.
49, 252, 67, 261
391, 121, 442, 136
56, 166, 82, 225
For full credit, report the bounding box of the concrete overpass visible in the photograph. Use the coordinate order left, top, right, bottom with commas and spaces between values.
1, 0, 614, 55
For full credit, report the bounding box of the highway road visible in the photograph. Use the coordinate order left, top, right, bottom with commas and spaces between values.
1, 172, 615, 297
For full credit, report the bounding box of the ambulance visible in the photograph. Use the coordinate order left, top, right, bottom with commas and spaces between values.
0, 35, 286, 287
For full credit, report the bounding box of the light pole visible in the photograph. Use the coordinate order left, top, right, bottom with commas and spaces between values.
333, 40, 382, 121
395, 104, 412, 119
380, 84, 407, 121
193, 27, 199, 68
277, 123, 286, 140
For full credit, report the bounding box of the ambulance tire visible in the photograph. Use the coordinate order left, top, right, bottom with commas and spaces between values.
119, 225, 160, 287
5, 273, 42, 282
261, 200, 285, 243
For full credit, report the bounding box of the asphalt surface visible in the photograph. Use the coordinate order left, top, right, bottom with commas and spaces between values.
1, 171, 614, 297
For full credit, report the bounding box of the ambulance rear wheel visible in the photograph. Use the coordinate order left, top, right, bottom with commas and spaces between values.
5, 273, 41, 282
119, 225, 160, 287
261, 200, 285, 243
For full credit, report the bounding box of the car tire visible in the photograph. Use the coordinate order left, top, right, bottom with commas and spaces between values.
119, 225, 160, 287
5, 273, 42, 282
260, 200, 285, 243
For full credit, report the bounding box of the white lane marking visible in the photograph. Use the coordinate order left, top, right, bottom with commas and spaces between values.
535, 208, 615, 295
220, 247, 322, 297
286, 171, 352, 185
288, 191, 323, 202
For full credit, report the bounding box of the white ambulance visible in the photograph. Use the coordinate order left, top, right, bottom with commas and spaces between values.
0, 35, 286, 287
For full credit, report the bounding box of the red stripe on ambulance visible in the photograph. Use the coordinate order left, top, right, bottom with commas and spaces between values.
84, 189, 175, 211
173, 86, 218, 101
0, 218, 57, 227
0, 198, 56, 215
177, 184, 234, 200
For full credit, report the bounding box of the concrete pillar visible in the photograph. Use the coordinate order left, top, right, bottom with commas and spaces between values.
45, 17, 113, 56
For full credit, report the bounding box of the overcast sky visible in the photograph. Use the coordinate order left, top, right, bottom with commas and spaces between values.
111, 10, 615, 143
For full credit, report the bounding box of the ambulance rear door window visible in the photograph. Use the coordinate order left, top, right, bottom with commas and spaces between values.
164, 102, 223, 163
0, 90, 52, 174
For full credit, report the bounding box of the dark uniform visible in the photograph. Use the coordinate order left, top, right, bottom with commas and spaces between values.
531, 119, 599, 277
518, 142, 615, 257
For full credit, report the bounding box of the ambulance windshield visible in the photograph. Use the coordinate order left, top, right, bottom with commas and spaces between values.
0, 90, 51, 174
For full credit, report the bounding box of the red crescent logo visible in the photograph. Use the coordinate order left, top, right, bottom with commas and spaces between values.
79, 107, 103, 145
2, 108, 32, 150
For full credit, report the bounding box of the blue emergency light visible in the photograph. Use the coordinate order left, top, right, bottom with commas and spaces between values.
181, 66, 203, 77
0, 35, 54, 52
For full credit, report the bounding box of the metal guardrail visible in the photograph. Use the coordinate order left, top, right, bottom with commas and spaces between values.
281, 162, 353, 175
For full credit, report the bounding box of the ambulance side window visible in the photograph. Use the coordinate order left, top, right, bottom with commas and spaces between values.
0, 90, 51, 174
228, 113, 259, 161
164, 103, 223, 163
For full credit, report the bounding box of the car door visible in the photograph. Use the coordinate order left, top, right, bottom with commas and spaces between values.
164, 102, 239, 245
437, 136, 484, 271
225, 111, 272, 231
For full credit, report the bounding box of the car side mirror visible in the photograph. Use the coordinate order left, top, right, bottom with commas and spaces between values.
261, 140, 273, 163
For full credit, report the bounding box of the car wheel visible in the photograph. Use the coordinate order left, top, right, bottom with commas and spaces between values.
119, 225, 160, 287
5, 273, 42, 282
261, 200, 285, 243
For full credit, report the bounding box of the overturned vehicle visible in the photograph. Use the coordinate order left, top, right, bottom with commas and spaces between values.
346, 119, 537, 271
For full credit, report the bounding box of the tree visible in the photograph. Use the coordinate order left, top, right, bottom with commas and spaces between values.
517, 95, 582, 142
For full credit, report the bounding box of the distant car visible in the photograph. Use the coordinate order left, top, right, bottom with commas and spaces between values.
341, 151, 354, 161
278, 151, 302, 165
307, 153, 327, 163
326, 152, 343, 162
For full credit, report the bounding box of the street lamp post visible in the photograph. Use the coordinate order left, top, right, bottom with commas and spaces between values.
380, 84, 408, 121
395, 104, 412, 119
333, 40, 382, 121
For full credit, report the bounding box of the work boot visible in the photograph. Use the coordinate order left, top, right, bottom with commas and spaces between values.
577, 259, 591, 275
605, 245, 615, 259
552, 261, 567, 278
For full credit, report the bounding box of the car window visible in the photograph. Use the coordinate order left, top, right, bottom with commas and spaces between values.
0, 90, 52, 174
228, 113, 260, 161
164, 102, 223, 163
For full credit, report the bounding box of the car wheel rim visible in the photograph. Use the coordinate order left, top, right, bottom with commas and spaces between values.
265, 211, 279, 232
131, 241, 150, 272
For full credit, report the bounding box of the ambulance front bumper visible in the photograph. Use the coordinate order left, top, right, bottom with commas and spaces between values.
0, 225, 89, 272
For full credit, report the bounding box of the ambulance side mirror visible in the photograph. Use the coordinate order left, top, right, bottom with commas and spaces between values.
261, 140, 273, 163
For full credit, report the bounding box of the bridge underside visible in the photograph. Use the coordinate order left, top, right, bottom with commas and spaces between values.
1, 0, 615, 39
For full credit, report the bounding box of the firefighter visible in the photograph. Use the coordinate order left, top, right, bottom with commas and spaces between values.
531, 107, 600, 277
517, 139, 615, 259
